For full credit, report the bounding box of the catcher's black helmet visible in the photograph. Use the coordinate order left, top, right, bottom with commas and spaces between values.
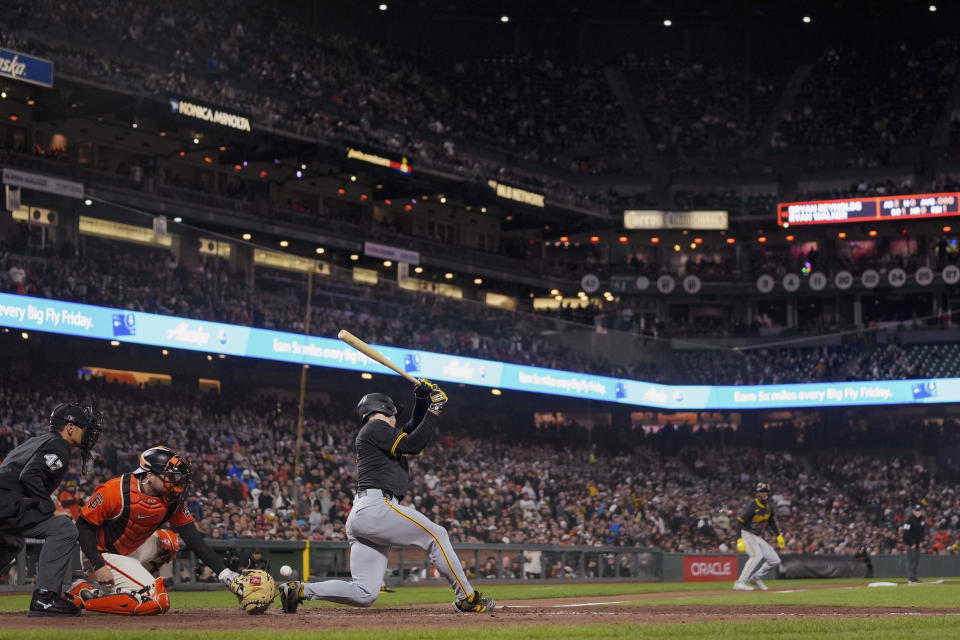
49, 402, 103, 473
356, 393, 398, 423
757, 482, 771, 495
135, 445, 192, 501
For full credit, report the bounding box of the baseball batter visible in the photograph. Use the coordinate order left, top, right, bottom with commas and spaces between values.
733, 481, 785, 591
68, 446, 239, 615
279, 379, 495, 613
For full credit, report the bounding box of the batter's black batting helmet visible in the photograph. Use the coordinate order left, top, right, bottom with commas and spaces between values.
356, 393, 398, 423
135, 445, 192, 502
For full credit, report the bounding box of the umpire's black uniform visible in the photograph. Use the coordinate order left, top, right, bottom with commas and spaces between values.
903, 504, 926, 583
0, 403, 101, 616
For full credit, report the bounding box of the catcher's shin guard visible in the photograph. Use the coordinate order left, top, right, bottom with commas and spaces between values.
153, 578, 170, 613
67, 579, 95, 609
82, 592, 164, 616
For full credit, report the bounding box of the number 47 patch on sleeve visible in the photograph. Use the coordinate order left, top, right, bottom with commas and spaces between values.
44, 454, 63, 471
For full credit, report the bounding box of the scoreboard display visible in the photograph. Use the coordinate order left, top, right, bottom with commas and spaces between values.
778, 192, 960, 226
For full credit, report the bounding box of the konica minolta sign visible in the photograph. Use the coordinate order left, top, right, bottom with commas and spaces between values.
0, 48, 54, 88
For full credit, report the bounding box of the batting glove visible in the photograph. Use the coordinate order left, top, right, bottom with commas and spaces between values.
414, 378, 432, 399
427, 385, 448, 415
736, 538, 745, 553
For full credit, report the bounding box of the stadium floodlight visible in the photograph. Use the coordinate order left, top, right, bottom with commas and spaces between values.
83, 198, 92, 206
379, 4, 387, 11
173, 217, 183, 223
663, 19, 672, 26
500, 15, 509, 23
929, 4, 937, 11
0, 91, 6, 99
802, 15, 811, 23
242, 233, 252, 240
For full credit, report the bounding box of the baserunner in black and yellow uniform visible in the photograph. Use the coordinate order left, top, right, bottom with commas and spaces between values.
733, 482, 785, 591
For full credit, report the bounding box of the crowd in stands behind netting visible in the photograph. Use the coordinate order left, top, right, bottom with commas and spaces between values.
1, 372, 960, 585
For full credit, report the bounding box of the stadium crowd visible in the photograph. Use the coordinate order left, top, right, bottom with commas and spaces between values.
2, 0, 957, 213
1, 371, 959, 585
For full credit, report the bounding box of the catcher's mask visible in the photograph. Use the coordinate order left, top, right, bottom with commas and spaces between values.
356, 393, 398, 424
49, 402, 103, 474
135, 446, 192, 502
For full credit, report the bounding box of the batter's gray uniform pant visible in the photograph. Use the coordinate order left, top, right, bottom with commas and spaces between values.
17, 515, 78, 592
302, 489, 475, 605
738, 530, 780, 584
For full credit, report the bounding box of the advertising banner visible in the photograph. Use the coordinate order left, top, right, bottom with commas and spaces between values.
363, 241, 419, 265
683, 556, 738, 582
2, 293, 960, 410
2, 169, 83, 199
0, 48, 54, 87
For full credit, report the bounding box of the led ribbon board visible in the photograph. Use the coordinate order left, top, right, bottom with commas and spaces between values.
0, 293, 954, 410
778, 192, 960, 226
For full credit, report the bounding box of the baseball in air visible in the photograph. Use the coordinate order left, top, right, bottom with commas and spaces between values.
280, 565, 293, 577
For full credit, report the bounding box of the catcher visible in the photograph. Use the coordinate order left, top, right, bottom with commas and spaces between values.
69, 445, 276, 614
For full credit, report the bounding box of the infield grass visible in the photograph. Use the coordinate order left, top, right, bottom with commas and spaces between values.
3, 618, 960, 640
2, 576, 953, 611
2, 579, 959, 639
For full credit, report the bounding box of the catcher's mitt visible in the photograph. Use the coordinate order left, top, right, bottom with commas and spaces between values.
230, 569, 277, 614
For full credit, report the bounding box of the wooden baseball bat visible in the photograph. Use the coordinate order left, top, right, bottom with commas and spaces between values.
337, 329, 420, 385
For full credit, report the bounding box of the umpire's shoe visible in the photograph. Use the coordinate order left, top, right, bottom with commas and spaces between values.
279, 581, 303, 614
454, 590, 496, 613
28, 589, 82, 617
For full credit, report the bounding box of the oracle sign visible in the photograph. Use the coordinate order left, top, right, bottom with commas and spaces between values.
683, 556, 738, 582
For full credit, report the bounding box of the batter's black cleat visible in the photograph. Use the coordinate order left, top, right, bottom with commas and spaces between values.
454, 590, 495, 613
279, 581, 303, 614
28, 589, 81, 617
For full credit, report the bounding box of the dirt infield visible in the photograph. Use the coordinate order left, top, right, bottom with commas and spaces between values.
3, 591, 959, 631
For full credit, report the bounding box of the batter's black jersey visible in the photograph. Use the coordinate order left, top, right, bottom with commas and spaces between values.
355, 397, 436, 498
737, 497, 779, 537
0, 433, 72, 513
